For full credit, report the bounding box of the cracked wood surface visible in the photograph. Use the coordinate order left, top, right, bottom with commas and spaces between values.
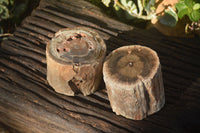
0, 0, 200, 132
46, 27, 106, 96
103, 45, 165, 120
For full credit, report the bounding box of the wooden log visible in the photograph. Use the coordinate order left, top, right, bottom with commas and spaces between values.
103, 45, 165, 120
46, 27, 106, 96
0, 0, 200, 132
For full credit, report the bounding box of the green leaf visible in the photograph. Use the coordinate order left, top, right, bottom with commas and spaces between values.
120, 0, 128, 8
0, 0, 9, 5
185, 0, 194, 7
189, 10, 200, 21
193, 3, 200, 10
0, 4, 10, 19
120, 0, 136, 11
159, 7, 178, 27
137, 0, 143, 15
127, 0, 133, 8
177, 8, 189, 18
129, 3, 137, 14
102, 0, 111, 7
176, 1, 190, 19
176, 2, 188, 11
145, 0, 156, 14
167, 7, 178, 21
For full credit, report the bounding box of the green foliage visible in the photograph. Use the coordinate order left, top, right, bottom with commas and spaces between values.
101, 0, 156, 20
0, 0, 40, 42
0, 4, 9, 20
100, 0, 200, 30
0, 0, 15, 33
176, 0, 200, 22
0, 0, 15, 20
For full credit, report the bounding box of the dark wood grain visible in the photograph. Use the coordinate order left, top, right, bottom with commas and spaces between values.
0, 0, 200, 132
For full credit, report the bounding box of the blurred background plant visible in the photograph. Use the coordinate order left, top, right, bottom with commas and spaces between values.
0, 0, 39, 41
102, 0, 157, 20
89, 0, 200, 36
0, 0, 199, 41
175, 0, 200, 34
0, 0, 15, 37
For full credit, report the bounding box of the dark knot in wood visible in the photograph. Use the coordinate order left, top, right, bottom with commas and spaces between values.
128, 62, 133, 67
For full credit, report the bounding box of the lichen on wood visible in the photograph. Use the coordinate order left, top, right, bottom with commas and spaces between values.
46, 27, 106, 96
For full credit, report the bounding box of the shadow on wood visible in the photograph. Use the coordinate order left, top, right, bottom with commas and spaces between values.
0, 0, 200, 132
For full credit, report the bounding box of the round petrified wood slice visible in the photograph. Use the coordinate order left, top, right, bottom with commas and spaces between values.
103, 45, 165, 120
46, 27, 106, 96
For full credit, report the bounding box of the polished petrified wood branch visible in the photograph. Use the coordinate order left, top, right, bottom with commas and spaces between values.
103, 45, 165, 120
46, 27, 106, 96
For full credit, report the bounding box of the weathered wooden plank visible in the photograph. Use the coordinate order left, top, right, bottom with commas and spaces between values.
0, 0, 200, 132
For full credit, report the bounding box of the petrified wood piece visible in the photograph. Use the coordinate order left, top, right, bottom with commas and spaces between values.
46, 27, 106, 96
103, 45, 165, 120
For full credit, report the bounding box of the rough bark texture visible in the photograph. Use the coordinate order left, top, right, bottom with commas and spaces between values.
103, 45, 165, 120
46, 27, 106, 96
0, 0, 200, 132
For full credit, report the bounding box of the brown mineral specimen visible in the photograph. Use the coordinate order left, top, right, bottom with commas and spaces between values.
103, 45, 165, 120
46, 27, 106, 96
